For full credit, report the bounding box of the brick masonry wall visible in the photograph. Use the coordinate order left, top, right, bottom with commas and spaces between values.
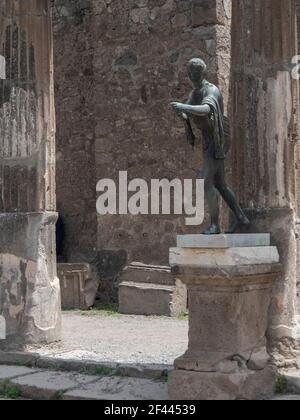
52, 0, 232, 301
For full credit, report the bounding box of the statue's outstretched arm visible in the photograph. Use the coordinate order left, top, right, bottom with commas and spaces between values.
171, 102, 210, 117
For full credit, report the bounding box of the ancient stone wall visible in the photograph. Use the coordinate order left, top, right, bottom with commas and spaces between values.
51, 0, 97, 263
52, 0, 232, 300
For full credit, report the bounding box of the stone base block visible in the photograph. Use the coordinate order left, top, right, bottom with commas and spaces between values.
170, 246, 279, 267
169, 236, 281, 400
168, 367, 276, 400
57, 264, 100, 310
118, 263, 187, 317
177, 234, 271, 249
0, 212, 61, 347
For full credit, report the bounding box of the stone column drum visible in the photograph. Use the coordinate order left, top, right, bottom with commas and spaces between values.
168, 234, 281, 400
0, 1, 61, 347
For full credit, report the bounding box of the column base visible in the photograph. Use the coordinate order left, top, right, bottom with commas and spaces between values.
0, 212, 61, 348
168, 367, 276, 400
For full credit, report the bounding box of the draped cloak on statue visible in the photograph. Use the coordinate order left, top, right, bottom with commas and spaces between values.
185, 81, 231, 160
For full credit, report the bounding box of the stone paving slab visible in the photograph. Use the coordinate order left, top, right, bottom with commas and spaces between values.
271, 395, 300, 400
0, 365, 169, 400
1, 364, 299, 401
10, 370, 99, 400
0, 365, 38, 380
63, 376, 169, 400
177, 234, 271, 249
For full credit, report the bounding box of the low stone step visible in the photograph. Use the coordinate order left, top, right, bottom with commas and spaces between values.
0, 350, 171, 381
122, 263, 174, 285
0, 365, 169, 400
118, 262, 187, 317
119, 281, 187, 317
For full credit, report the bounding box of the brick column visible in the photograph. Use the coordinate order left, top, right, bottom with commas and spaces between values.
0, 0, 61, 347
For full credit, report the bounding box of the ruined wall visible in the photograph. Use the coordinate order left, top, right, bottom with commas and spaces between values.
231, 0, 300, 342
52, 0, 231, 302
93, 0, 232, 265
52, 0, 232, 300
51, 0, 97, 263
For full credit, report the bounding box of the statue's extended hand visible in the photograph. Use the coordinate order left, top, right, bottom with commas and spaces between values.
170, 102, 188, 119
171, 102, 185, 112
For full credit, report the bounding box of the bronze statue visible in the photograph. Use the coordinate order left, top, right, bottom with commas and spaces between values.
171, 58, 250, 234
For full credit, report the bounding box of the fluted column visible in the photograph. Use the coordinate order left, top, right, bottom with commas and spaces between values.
0, 0, 61, 347
231, 0, 300, 342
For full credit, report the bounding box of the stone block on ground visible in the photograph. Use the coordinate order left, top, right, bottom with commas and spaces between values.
63, 376, 169, 400
118, 263, 187, 317
177, 234, 271, 249
57, 263, 100, 310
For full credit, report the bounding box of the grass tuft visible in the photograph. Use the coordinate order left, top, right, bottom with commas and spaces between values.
275, 374, 288, 395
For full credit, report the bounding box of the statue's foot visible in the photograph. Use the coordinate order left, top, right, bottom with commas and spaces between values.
225, 216, 251, 234
202, 224, 221, 235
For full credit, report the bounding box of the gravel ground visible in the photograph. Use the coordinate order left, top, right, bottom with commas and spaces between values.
27, 312, 188, 366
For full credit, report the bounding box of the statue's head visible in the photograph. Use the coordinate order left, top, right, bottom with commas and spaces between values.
188, 58, 207, 86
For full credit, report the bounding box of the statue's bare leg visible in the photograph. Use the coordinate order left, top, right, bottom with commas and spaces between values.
200, 156, 221, 235
214, 161, 250, 233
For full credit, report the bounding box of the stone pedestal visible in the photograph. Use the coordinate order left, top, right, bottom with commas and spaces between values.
168, 234, 281, 400
58, 264, 100, 310
0, 213, 61, 348
118, 263, 187, 317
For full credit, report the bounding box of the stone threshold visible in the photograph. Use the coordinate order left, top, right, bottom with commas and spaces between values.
1, 355, 300, 400
0, 365, 169, 400
0, 351, 171, 381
